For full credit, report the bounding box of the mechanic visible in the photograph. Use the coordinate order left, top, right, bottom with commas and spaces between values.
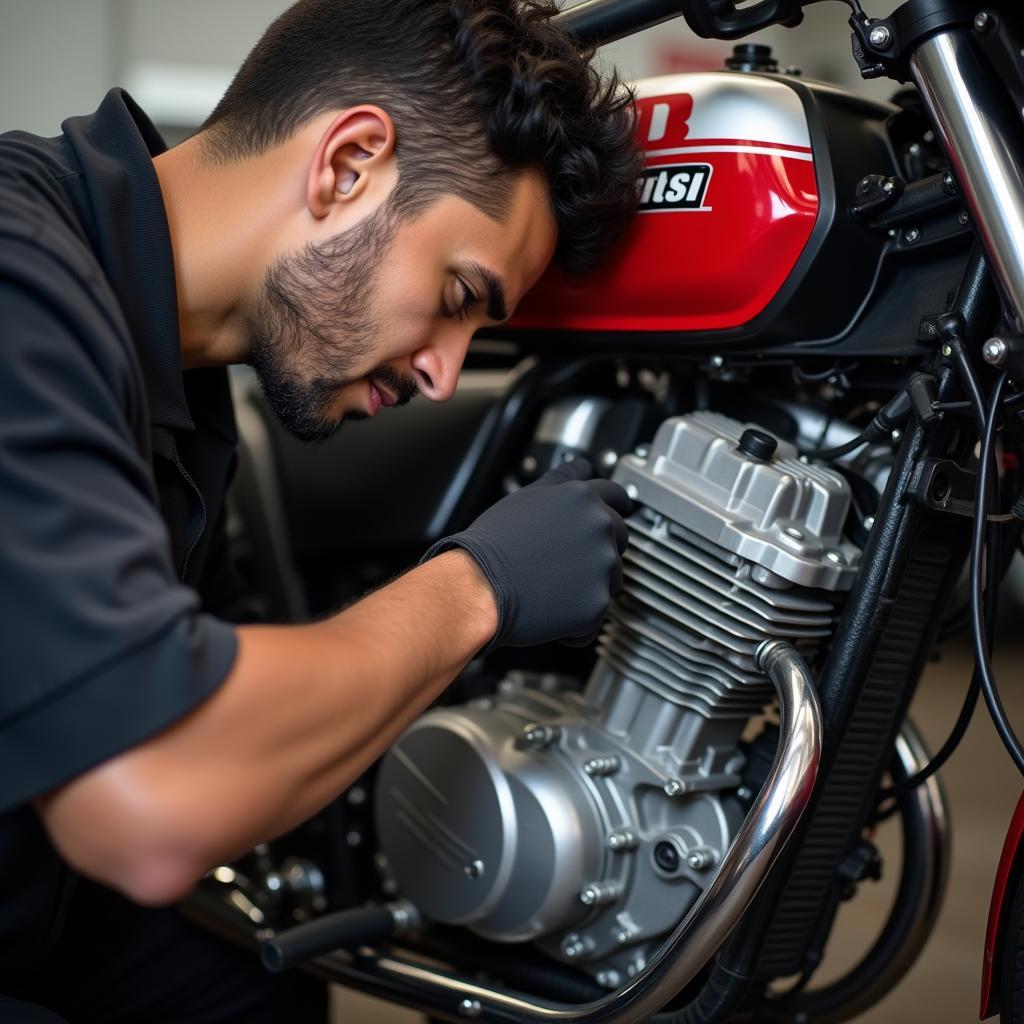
0, 0, 640, 1021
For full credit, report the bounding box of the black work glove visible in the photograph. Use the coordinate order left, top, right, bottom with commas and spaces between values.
421, 457, 631, 651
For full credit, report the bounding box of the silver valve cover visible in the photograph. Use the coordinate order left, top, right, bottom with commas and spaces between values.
614, 412, 859, 591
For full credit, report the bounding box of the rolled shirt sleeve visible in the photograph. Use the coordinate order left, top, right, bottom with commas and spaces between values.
0, 248, 237, 811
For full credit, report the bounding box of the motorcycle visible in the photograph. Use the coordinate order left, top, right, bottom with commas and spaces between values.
183, 0, 1024, 1020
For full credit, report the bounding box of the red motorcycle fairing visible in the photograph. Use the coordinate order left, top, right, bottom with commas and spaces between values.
981, 789, 1024, 1019
511, 72, 820, 333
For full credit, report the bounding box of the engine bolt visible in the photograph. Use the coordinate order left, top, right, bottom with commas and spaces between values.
607, 829, 639, 852
663, 778, 686, 797
519, 723, 561, 750
958, 209, 970, 226
974, 10, 991, 32
634, 445, 650, 460
599, 449, 619, 471
596, 970, 622, 989
580, 881, 621, 906
459, 999, 483, 1018
825, 550, 847, 566
464, 859, 484, 880
904, 227, 920, 243
868, 23, 892, 49
653, 840, 681, 874
983, 337, 1008, 366
561, 933, 591, 959
863, 516, 876, 531
584, 755, 621, 776
942, 343, 953, 357
615, 927, 636, 945
626, 483, 640, 501
686, 847, 717, 871
891, 429, 903, 444
737, 785, 754, 801
784, 526, 804, 541
626, 955, 648, 978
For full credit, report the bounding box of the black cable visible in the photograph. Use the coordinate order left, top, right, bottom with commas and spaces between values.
810, 432, 876, 460
933, 390, 1024, 413
952, 342, 1024, 775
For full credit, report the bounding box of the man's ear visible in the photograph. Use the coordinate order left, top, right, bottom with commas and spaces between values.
306, 106, 396, 219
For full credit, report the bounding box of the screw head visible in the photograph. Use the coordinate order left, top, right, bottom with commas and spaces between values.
596, 970, 622, 989
710, 354, 725, 369
904, 227, 920, 243
826, 550, 847, 566
974, 10, 991, 32
625, 483, 639, 502
942, 343, 953, 357
464, 859, 484, 879
891, 429, 903, 443
983, 336, 1008, 365
599, 449, 619, 470
784, 526, 805, 541
958, 209, 970, 226
663, 778, 685, 797
608, 829, 638, 852
459, 999, 482, 1018
686, 848, 715, 871
868, 23, 892, 48
863, 516, 876, 531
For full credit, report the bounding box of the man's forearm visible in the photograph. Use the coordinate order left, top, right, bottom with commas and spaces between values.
37, 550, 497, 904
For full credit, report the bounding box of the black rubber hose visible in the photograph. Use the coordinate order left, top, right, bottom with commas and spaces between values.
261, 903, 397, 972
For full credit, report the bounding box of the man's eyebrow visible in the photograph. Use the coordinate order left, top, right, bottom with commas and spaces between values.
466, 261, 509, 322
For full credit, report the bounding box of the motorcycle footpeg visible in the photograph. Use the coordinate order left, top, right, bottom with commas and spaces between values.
260, 900, 421, 972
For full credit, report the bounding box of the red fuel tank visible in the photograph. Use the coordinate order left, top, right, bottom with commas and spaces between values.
511, 72, 823, 335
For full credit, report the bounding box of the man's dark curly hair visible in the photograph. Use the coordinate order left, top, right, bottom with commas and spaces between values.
199, 0, 640, 273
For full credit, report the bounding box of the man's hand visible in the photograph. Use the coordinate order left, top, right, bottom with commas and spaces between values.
423, 457, 631, 649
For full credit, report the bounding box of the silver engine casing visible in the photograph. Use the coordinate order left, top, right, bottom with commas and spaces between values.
375, 411, 858, 984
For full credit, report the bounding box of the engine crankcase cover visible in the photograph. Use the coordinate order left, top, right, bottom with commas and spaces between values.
374, 695, 605, 943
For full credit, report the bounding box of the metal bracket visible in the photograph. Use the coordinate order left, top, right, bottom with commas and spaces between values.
906, 457, 976, 516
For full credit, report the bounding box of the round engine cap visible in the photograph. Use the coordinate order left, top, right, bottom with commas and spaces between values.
374, 714, 514, 925
738, 428, 778, 461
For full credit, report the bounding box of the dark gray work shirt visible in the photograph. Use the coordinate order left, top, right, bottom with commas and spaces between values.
0, 90, 240, 986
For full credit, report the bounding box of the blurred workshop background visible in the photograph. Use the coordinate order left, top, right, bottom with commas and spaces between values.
3, 2, 1023, 1022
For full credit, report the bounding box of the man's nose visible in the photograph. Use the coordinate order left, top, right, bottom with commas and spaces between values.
410, 329, 473, 403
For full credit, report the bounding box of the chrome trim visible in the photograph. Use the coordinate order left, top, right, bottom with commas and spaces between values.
310, 640, 822, 1023
911, 30, 1024, 332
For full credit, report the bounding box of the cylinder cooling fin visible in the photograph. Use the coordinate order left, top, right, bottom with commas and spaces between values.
375, 410, 860, 984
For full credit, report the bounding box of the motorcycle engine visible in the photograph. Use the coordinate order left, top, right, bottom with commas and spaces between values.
374, 411, 860, 985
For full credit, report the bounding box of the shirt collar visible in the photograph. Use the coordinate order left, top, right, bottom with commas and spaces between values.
61, 88, 194, 432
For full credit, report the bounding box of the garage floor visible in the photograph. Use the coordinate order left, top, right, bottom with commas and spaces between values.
329, 631, 1024, 1024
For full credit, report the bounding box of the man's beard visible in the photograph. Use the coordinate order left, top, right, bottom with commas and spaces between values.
247, 203, 418, 443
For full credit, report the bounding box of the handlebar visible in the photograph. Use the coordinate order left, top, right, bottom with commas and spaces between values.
553, 0, 830, 47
